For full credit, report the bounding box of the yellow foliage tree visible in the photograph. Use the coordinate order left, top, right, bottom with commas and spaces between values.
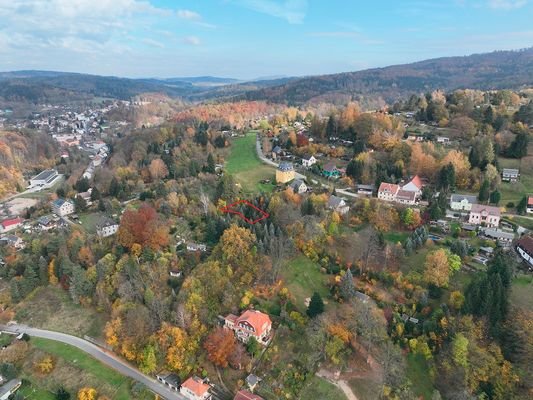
35, 355, 54, 374
78, 387, 97, 400
48, 258, 58, 285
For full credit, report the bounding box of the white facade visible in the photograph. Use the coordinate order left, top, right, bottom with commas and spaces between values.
97, 223, 119, 238
302, 155, 316, 168
450, 195, 477, 211
52, 199, 75, 216
29, 169, 58, 188
468, 205, 500, 228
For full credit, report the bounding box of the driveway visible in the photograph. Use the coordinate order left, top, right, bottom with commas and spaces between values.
1, 324, 185, 400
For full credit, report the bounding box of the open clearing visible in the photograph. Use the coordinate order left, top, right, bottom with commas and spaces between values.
226, 132, 275, 193
281, 256, 331, 312
15, 287, 107, 338
511, 275, 533, 311
301, 376, 347, 400
23, 337, 140, 400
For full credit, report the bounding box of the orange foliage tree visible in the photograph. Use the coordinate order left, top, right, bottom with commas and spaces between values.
203, 327, 236, 367
117, 204, 169, 251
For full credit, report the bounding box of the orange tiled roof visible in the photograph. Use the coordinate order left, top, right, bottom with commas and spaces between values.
237, 310, 272, 337
378, 182, 399, 194
181, 376, 210, 397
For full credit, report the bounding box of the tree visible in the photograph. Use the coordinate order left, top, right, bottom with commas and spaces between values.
478, 179, 490, 202
149, 158, 169, 181
195, 121, 209, 145
517, 195, 528, 215
74, 177, 90, 193
339, 268, 357, 301
507, 131, 529, 158
74, 195, 87, 212
35, 355, 54, 374
437, 163, 455, 191
490, 190, 501, 205
204, 328, 236, 367
118, 204, 169, 251
307, 292, 325, 318
139, 344, 157, 374
77, 388, 97, 400
424, 249, 452, 288
452, 333, 469, 368
246, 337, 261, 358
205, 153, 216, 173
56, 387, 71, 400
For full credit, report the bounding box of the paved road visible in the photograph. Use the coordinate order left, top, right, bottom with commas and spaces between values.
1, 324, 185, 400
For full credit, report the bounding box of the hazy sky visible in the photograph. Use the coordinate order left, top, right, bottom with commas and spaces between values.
0, 0, 532, 79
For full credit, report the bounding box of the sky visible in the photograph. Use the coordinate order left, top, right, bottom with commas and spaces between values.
0, 0, 532, 79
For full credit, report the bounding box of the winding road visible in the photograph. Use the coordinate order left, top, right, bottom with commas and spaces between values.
1, 324, 185, 400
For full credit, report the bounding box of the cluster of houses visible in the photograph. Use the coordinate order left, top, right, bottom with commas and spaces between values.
377, 175, 423, 205
156, 309, 273, 400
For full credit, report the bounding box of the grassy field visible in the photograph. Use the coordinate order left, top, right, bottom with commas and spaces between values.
79, 212, 107, 234
300, 376, 347, 400
383, 231, 409, 244
281, 256, 331, 312
349, 377, 381, 400
504, 215, 533, 230
511, 275, 533, 311
406, 353, 435, 399
15, 287, 106, 338
18, 380, 56, 400
26, 338, 139, 400
226, 132, 276, 193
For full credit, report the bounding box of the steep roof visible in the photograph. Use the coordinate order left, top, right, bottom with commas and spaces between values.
1, 218, 23, 229
470, 204, 501, 217
278, 162, 294, 172
237, 310, 272, 337
408, 175, 423, 189
323, 162, 338, 172
328, 195, 346, 208
516, 235, 533, 255
181, 376, 210, 397
378, 182, 399, 194
528, 196, 533, 206
234, 390, 264, 400
450, 194, 478, 203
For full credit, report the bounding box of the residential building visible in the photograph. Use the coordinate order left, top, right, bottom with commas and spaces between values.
169, 269, 182, 278
402, 175, 423, 197
0, 235, 25, 250
516, 235, 533, 268
224, 309, 272, 345
77, 189, 93, 206
37, 215, 57, 231
301, 154, 316, 168
0, 218, 23, 233
187, 243, 207, 252
245, 374, 261, 392
0, 379, 22, 400
377, 183, 399, 201
468, 204, 501, 227
322, 162, 341, 178
97, 220, 119, 238
436, 136, 450, 144
328, 195, 350, 215
502, 168, 519, 182
52, 198, 75, 216
395, 189, 417, 205
527, 196, 533, 213
180, 376, 211, 400
156, 371, 180, 391
29, 169, 58, 188
234, 390, 264, 400
276, 162, 295, 184
450, 194, 478, 211
271, 146, 282, 160
290, 179, 307, 194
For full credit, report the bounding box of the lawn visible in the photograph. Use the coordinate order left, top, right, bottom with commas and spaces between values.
504, 215, 533, 230
511, 275, 533, 311
226, 132, 276, 193
281, 256, 331, 312
406, 353, 435, 399
300, 376, 347, 400
15, 287, 107, 338
18, 380, 56, 400
383, 231, 409, 244
27, 337, 138, 400
78, 212, 108, 234
349, 377, 382, 400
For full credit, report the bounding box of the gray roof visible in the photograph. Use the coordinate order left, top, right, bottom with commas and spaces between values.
482, 228, 514, 240
450, 194, 477, 203
246, 374, 261, 386
328, 195, 345, 208
290, 179, 305, 189
278, 162, 294, 172
502, 168, 519, 174
0, 379, 21, 397
31, 169, 57, 181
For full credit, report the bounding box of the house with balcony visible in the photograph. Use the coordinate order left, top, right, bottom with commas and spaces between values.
224, 309, 272, 345
468, 204, 500, 227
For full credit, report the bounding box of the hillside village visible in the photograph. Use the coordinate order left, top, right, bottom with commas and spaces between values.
0, 83, 531, 400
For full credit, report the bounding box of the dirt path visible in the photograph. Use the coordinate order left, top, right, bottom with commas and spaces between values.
317, 369, 359, 400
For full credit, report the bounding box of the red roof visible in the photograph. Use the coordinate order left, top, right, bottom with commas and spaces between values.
234, 390, 264, 400
237, 310, 272, 337
528, 196, 533, 206
408, 175, 423, 189
378, 182, 399, 194
1, 218, 23, 229
181, 376, 210, 397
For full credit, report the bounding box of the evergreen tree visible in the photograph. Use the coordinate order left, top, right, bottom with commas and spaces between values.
478, 180, 490, 202
483, 106, 494, 125
340, 268, 357, 301
108, 177, 120, 197
307, 292, 325, 318
437, 163, 455, 191
326, 115, 337, 138
507, 132, 529, 158
56, 387, 71, 400
516, 195, 528, 215
90, 187, 101, 202
195, 121, 209, 146
206, 153, 216, 173
489, 190, 501, 205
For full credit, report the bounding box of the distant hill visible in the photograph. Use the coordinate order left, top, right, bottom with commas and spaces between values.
238, 48, 533, 105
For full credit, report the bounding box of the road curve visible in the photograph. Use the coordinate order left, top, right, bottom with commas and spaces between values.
1, 324, 185, 400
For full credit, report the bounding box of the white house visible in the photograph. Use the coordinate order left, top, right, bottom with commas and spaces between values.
436, 136, 450, 144
450, 194, 477, 211
52, 198, 75, 217
97, 221, 119, 238
502, 168, 519, 183
224, 309, 273, 345
401, 175, 423, 197
290, 179, 307, 194
0, 379, 22, 400
395, 189, 417, 205
468, 204, 501, 227
377, 183, 399, 201
301, 154, 317, 168
516, 235, 533, 269
328, 195, 350, 215
180, 376, 211, 400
